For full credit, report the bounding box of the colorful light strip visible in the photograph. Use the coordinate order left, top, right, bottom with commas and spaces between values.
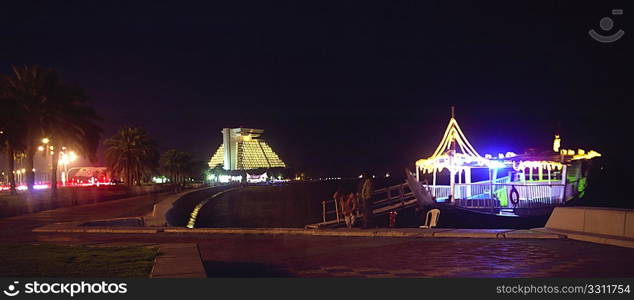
512, 160, 563, 171
572, 150, 601, 160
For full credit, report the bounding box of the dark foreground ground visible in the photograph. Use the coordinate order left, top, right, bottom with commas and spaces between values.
1, 185, 633, 278
6, 232, 634, 278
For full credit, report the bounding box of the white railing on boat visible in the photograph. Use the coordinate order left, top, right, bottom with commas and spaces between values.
491, 183, 565, 208
423, 180, 569, 209
425, 176, 511, 200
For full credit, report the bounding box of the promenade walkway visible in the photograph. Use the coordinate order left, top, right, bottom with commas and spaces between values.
2, 188, 634, 278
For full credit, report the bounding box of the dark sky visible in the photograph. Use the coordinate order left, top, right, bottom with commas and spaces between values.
1, 1, 632, 178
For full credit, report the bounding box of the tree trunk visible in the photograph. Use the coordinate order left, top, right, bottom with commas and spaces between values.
50, 142, 60, 195
6, 142, 17, 195
25, 145, 35, 192
126, 169, 132, 187
125, 155, 132, 187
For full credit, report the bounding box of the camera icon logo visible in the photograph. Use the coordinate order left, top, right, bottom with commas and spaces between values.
589, 9, 625, 43
3, 281, 20, 297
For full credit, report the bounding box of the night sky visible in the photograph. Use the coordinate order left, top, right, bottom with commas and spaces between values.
1, 1, 633, 180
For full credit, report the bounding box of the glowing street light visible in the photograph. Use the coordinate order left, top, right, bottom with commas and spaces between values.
58, 150, 77, 186
42, 138, 50, 144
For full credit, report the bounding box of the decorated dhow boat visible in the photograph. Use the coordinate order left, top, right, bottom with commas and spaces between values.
404, 109, 601, 227
306, 108, 601, 229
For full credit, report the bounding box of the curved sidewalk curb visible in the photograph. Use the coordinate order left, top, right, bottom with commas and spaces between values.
163, 227, 563, 239
32, 224, 564, 239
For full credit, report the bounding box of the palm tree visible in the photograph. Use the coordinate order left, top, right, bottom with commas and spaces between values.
160, 150, 191, 186
4, 65, 58, 191
3, 65, 102, 194
104, 127, 159, 186
0, 74, 27, 195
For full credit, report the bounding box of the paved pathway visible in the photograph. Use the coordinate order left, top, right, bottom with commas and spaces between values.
0, 192, 166, 242
196, 235, 634, 278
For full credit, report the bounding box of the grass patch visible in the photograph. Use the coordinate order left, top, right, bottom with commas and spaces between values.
0, 244, 158, 277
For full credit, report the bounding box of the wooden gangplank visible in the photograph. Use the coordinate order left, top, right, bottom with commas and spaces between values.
305, 182, 422, 229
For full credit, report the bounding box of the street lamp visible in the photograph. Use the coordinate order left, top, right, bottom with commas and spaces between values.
38, 138, 51, 184
58, 150, 77, 186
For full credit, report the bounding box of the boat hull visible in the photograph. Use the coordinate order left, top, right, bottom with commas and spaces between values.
373, 204, 551, 229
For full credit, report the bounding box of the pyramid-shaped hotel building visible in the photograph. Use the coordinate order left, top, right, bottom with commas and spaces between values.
208, 128, 286, 170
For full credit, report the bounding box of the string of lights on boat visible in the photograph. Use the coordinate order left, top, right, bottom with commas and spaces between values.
415, 116, 601, 175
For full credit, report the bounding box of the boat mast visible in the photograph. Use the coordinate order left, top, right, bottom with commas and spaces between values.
449, 106, 456, 203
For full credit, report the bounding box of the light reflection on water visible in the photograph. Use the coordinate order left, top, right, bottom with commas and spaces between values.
187, 188, 239, 228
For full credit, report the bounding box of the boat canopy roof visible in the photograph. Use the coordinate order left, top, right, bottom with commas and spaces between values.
415, 116, 505, 173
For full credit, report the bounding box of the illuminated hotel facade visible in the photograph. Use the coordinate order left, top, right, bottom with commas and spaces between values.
208, 128, 286, 170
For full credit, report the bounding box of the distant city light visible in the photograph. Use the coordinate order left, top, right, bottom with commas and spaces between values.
218, 175, 242, 183
553, 135, 561, 152
58, 151, 77, 165
152, 176, 168, 184
246, 172, 268, 183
